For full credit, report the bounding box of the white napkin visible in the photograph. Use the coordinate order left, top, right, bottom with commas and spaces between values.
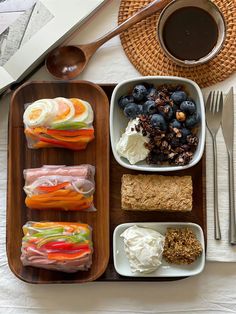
206, 93, 236, 261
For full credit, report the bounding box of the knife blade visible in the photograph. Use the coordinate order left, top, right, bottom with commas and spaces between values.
221, 87, 236, 244
222, 87, 234, 151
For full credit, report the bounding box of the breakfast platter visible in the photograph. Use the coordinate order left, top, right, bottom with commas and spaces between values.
4, 0, 236, 286
7, 82, 206, 283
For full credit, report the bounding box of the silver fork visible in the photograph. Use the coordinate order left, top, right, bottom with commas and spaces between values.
206, 91, 223, 240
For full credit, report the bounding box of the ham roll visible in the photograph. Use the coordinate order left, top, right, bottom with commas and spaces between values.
21, 222, 93, 273
23, 165, 96, 211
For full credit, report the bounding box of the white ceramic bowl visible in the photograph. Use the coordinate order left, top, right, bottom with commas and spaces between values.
113, 222, 205, 278
110, 76, 205, 172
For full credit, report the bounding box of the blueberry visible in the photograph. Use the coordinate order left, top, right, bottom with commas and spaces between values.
158, 104, 174, 121
170, 91, 187, 104
181, 128, 191, 138
124, 103, 141, 119
151, 114, 167, 131
185, 114, 199, 128
143, 100, 157, 115
180, 101, 196, 115
118, 95, 135, 109
146, 87, 159, 101
137, 104, 144, 115
170, 119, 182, 129
132, 84, 148, 102
179, 128, 191, 144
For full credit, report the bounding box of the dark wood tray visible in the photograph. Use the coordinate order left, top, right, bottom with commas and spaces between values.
7, 82, 206, 283
97, 85, 206, 282
7, 81, 110, 284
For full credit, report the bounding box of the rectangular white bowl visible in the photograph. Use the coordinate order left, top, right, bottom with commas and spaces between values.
113, 222, 205, 278
110, 76, 205, 172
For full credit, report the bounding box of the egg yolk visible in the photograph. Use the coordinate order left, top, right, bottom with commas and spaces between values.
70, 98, 86, 117
54, 99, 71, 122
29, 108, 42, 120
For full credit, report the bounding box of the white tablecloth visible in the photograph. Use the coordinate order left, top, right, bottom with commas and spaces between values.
1, 1, 236, 313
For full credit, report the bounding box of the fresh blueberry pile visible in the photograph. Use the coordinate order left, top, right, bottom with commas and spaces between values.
118, 83, 200, 166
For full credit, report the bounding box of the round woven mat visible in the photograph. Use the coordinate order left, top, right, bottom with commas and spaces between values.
118, 0, 236, 88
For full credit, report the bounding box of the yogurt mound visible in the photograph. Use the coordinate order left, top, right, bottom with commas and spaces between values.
116, 118, 149, 165
120, 225, 165, 274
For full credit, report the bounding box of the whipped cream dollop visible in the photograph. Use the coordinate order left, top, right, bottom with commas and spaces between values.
120, 225, 165, 274
116, 118, 149, 165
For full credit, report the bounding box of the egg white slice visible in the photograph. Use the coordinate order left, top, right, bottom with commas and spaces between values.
23, 99, 58, 127
52, 97, 75, 125
83, 100, 94, 124
70, 98, 94, 124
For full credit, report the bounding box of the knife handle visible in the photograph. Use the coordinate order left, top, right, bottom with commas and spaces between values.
228, 151, 236, 244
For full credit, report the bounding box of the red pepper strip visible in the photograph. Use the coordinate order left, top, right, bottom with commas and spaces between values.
47, 128, 94, 137
48, 249, 91, 260
42, 242, 89, 251
38, 136, 87, 150
37, 182, 69, 193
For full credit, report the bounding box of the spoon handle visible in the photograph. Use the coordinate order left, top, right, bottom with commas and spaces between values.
85, 0, 171, 52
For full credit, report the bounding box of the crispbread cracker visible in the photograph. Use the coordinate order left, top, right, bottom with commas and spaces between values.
121, 174, 192, 211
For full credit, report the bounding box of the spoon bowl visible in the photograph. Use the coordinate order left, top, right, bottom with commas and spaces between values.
45, 46, 87, 80
45, 0, 171, 80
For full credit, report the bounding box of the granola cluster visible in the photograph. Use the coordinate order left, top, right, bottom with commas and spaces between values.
138, 115, 199, 166
163, 228, 203, 264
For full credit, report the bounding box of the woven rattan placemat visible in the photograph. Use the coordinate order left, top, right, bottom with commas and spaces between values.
118, 0, 236, 88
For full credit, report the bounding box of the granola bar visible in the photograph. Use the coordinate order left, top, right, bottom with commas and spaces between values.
121, 174, 192, 211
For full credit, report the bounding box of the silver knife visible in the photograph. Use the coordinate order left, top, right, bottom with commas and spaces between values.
221, 87, 236, 244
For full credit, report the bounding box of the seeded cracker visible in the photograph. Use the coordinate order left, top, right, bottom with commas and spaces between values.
121, 174, 192, 211
163, 228, 203, 264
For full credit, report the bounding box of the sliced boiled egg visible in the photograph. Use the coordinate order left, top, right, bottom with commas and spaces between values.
52, 97, 75, 125
70, 98, 94, 124
23, 99, 58, 127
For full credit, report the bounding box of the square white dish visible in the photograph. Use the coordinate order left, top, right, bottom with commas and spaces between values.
113, 222, 205, 277
110, 76, 205, 172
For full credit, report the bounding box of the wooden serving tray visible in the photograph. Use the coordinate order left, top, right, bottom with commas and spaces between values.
7, 82, 206, 283
7, 81, 110, 284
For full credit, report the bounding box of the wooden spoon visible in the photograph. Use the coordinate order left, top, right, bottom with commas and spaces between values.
45, 0, 171, 80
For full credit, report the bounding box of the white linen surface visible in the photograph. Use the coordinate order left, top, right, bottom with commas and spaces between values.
1, 1, 236, 313
206, 95, 236, 261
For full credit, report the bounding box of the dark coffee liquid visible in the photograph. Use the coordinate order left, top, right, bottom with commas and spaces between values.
163, 7, 218, 61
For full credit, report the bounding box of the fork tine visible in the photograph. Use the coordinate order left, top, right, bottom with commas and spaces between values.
211, 91, 215, 112
219, 92, 223, 113
206, 91, 212, 111
206, 90, 222, 136
215, 91, 220, 112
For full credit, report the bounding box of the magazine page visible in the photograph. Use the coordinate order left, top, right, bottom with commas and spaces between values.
0, 0, 106, 92
0, 67, 14, 89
